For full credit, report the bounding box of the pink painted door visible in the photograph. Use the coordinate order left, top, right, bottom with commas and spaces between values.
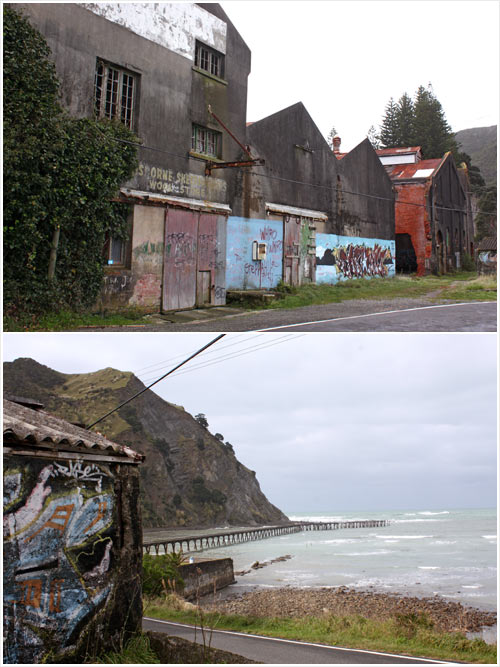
283, 215, 301, 286
196, 214, 218, 306
162, 208, 197, 311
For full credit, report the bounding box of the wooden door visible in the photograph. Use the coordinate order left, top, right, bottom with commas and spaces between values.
283, 215, 301, 286
162, 208, 197, 311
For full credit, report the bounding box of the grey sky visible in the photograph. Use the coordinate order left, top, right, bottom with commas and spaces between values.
3, 332, 497, 514
221, 0, 499, 152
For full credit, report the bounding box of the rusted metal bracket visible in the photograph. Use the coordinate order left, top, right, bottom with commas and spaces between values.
206, 104, 264, 175
205, 158, 265, 176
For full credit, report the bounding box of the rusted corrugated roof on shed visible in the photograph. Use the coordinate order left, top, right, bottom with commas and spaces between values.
3, 399, 145, 463
376, 146, 422, 157
477, 236, 497, 251
388, 158, 442, 181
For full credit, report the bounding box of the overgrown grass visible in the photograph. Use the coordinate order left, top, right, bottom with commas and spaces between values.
95, 633, 160, 663
145, 597, 497, 664
265, 272, 495, 310
3, 308, 148, 332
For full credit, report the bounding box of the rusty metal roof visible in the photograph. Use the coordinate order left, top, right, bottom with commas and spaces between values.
3, 399, 145, 463
388, 158, 442, 180
376, 146, 422, 156
477, 236, 497, 251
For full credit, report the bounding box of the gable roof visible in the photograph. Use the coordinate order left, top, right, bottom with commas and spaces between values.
3, 399, 145, 463
376, 146, 422, 157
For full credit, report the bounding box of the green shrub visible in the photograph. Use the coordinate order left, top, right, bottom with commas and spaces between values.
143, 552, 186, 597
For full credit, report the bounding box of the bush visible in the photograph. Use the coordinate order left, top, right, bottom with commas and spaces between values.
143, 552, 186, 597
460, 253, 476, 272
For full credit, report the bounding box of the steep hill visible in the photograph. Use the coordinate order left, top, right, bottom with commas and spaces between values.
455, 125, 497, 186
3, 358, 289, 529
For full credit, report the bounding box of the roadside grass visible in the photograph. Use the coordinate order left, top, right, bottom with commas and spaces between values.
265, 271, 495, 310
145, 598, 497, 664
3, 308, 148, 332
95, 633, 160, 663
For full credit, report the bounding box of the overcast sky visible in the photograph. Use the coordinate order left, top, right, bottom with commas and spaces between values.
220, 0, 499, 152
3, 332, 497, 514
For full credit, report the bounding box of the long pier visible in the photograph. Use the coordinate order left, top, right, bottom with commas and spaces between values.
143, 519, 389, 555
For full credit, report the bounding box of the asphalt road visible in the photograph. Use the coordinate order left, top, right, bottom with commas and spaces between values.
143, 617, 449, 664
93, 298, 497, 333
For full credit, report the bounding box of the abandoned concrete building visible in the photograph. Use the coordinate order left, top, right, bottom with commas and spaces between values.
3, 396, 145, 664
14, 2, 396, 311
375, 146, 473, 275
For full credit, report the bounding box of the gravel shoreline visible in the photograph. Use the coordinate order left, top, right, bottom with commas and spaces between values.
205, 586, 497, 635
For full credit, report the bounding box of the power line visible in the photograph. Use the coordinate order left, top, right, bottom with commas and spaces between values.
86, 333, 225, 429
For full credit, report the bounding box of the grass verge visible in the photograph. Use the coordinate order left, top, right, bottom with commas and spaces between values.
144, 597, 496, 664
264, 272, 496, 310
95, 633, 160, 663
3, 308, 148, 332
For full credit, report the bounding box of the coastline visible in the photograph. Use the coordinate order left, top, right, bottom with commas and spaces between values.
204, 585, 497, 642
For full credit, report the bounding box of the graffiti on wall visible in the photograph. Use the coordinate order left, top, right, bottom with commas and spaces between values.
316, 234, 395, 284
3, 458, 116, 664
226, 217, 283, 290
137, 162, 226, 201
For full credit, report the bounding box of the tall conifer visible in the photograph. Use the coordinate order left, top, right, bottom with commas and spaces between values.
395, 93, 415, 146
379, 98, 399, 148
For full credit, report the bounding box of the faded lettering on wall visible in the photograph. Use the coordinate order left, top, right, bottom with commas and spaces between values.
137, 162, 226, 200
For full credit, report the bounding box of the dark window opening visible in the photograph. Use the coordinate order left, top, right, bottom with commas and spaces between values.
195, 41, 224, 78
94, 59, 137, 129
103, 235, 126, 266
396, 233, 417, 273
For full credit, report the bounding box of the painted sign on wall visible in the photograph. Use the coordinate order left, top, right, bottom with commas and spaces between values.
226, 217, 283, 290
316, 234, 395, 284
3, 457, 116, 664
137, 162, 226, 201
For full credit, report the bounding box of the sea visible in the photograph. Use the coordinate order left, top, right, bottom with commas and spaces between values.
181, 508, 497, 614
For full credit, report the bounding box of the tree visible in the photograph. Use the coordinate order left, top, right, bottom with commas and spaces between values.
412, 84, 458, 158
366, 125, 380, 149
379, 98, 399, 148
3, 7, 138, 318
214, 433, 224, 441
195, 413, 209, 428
395, 93, 415, 146
327, 125, 338, 147
475, 186, 497, 241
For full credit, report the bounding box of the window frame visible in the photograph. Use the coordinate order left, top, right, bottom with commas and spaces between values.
94, 58, 138, 130
191, 124, 222, 159
194, 41, 225, 80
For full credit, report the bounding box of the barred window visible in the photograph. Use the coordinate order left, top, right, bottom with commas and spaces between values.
194, 41, 224, 78
191, 124, 221, 158
94, 59, 137, 129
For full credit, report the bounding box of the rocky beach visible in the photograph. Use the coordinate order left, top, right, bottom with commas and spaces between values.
206, 586, 497, 636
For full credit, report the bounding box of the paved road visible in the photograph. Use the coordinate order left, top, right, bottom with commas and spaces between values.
143, 617, 448, 664
89, 299, 497, 333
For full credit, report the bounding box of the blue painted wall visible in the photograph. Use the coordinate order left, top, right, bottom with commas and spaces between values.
316, 234, 395, 284
226, 217, 283, 290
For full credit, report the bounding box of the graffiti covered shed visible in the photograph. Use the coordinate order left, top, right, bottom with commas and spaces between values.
3, 397, 145, 664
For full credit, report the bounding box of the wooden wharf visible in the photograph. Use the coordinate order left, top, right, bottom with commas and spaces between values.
143, 519, 389, 555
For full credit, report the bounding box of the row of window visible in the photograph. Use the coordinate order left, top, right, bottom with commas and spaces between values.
94, 41, 224, 158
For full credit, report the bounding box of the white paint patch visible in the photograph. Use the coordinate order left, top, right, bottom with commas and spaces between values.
82, 3, 227, 59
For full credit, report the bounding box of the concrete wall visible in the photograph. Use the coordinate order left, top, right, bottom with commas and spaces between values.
3, 453, 143, 664
226, 217, 283, 289
179, 558, 235, 600
316, 233, 396, 283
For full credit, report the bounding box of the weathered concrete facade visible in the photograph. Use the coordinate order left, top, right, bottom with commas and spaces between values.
179, 558, 235, 600
3, 398, 145, 664
13, 4, 397, 307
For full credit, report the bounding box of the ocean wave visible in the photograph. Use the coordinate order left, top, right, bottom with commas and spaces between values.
338, 550, 393, 556
375, 534, 433, 539
482, 535, 497, 540
418, 511, 450, 515
394, 519, 440, 523
462, 585, 482, 589
418, 566, 441, 570
321, 538, 358, 545
432, 540, 457, 545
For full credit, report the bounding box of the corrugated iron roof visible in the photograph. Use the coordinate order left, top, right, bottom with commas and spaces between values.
376, 146, 421, 156
477, 236, 497, 251
388, 158, 442, 180
3, 399, 145, 463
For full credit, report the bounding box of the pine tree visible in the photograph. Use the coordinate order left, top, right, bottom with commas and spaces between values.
395, 93, 415, 146
413, 84, 457, 158
327, 125, 338, 146
379, 98, 399, 148
475, 186, 497, 241
367, 125, 380, 149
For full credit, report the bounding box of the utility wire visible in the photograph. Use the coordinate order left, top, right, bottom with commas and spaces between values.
137, 333, 299, 385
96, 124, 498, 217
86, 333, 225, 429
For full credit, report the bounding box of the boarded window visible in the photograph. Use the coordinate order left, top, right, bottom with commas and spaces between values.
94, 59, 137, 129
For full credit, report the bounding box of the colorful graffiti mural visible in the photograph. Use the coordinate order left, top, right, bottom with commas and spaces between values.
226, 217, 283, 290
316, 234, 395, 284
3, 457, 116, 663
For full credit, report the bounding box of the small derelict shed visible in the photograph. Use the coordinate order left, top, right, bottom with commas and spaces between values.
3, 397, 145, 664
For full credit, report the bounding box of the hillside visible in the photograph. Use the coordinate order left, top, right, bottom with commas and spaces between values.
455, 125, 497, 185
3, 358, 289, 529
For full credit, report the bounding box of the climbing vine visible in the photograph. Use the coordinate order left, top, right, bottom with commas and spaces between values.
3, 7, 138, 317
